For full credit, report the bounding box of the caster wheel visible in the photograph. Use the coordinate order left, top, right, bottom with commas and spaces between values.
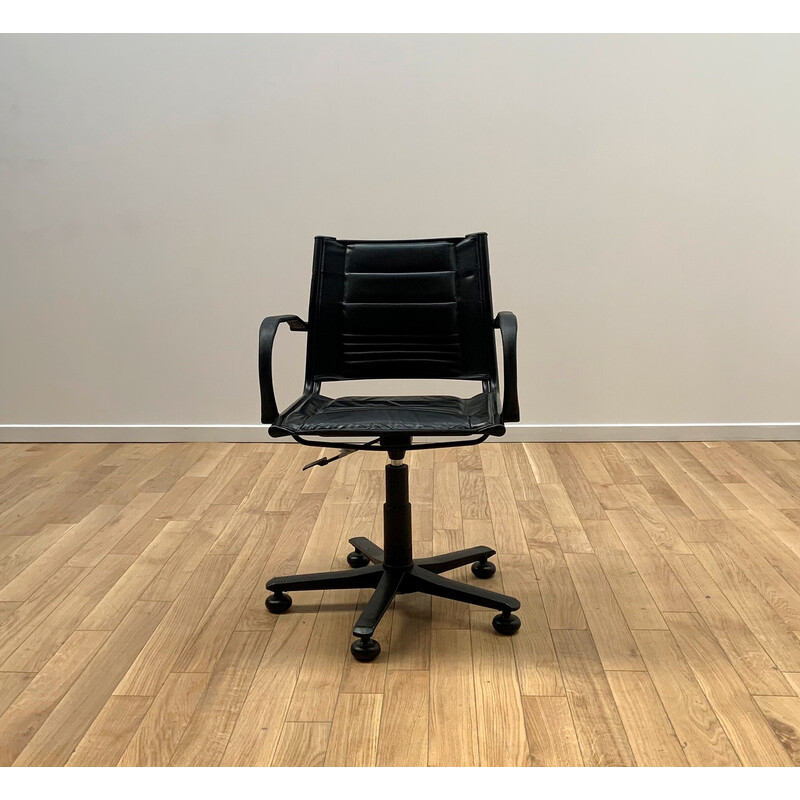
351, 637, 381, 662
492, 612, 521, 636
471, 559, 497, 579
347, 549, 370, 569
265, 592, 292, 614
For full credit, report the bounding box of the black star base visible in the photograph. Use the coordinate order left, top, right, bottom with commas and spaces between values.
265, 452, 521, 662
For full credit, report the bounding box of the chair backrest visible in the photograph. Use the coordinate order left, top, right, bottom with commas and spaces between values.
303, 233, 499, 386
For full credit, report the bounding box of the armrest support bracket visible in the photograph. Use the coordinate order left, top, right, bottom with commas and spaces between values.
494, 311, 519, 423
259, 315, 308, 424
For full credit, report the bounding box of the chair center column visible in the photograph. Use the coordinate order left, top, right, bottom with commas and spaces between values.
382, 440, 413, 570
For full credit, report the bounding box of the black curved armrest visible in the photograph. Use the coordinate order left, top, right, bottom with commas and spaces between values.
259, 315, 308, 424
494, 312, 519, 423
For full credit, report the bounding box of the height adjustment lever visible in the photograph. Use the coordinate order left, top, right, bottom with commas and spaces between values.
302, 448, 356, 471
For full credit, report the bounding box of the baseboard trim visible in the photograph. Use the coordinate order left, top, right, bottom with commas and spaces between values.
1, 423, 798, 443
500, 423, 800, 443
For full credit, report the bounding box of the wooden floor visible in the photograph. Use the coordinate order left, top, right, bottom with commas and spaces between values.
2, 441, 800, 766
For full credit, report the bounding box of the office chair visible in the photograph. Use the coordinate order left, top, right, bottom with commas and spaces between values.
259, 233, 521, 661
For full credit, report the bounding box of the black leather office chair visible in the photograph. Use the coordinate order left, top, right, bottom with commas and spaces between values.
259, 233, 521, 661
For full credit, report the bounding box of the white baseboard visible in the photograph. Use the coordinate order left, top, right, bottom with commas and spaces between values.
500, 423, 800, 442
1, 423, 799, 443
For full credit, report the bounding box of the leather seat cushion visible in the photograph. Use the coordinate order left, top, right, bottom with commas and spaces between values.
270, 392, 503, 437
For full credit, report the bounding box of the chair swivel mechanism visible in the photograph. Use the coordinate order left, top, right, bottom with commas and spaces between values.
259, 233, 521, 662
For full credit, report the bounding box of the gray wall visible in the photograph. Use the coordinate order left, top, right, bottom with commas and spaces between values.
2, 35, 799, 437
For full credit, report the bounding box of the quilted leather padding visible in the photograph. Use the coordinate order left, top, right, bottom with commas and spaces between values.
270, 393, 504, 438
305, 233, 498, 382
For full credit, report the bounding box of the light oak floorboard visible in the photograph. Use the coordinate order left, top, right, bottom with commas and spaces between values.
605, 670, 687, 766
665, 612, 794, 766
471, 611, 529, 766
1, 441, 799, 766
66, 695, 153, 766
633, 628, 741, 766
754, 696, 800, 766
324, 693, 382, 767
118, 672, 210, 766
376, 669, 429, 766
552, 629, 635, 767
171, 631, 269, 766
428, 628, 479, 767
522, 696, 583, 766
271, 722, 330, 767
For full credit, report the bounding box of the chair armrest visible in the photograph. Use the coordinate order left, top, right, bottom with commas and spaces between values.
259, 315, 308, 424
494, 312, 519, 423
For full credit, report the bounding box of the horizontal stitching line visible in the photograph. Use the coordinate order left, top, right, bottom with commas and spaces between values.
343, 270, 455, 276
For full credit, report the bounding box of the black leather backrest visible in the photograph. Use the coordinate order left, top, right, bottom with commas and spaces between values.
304, 233, 498, 383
